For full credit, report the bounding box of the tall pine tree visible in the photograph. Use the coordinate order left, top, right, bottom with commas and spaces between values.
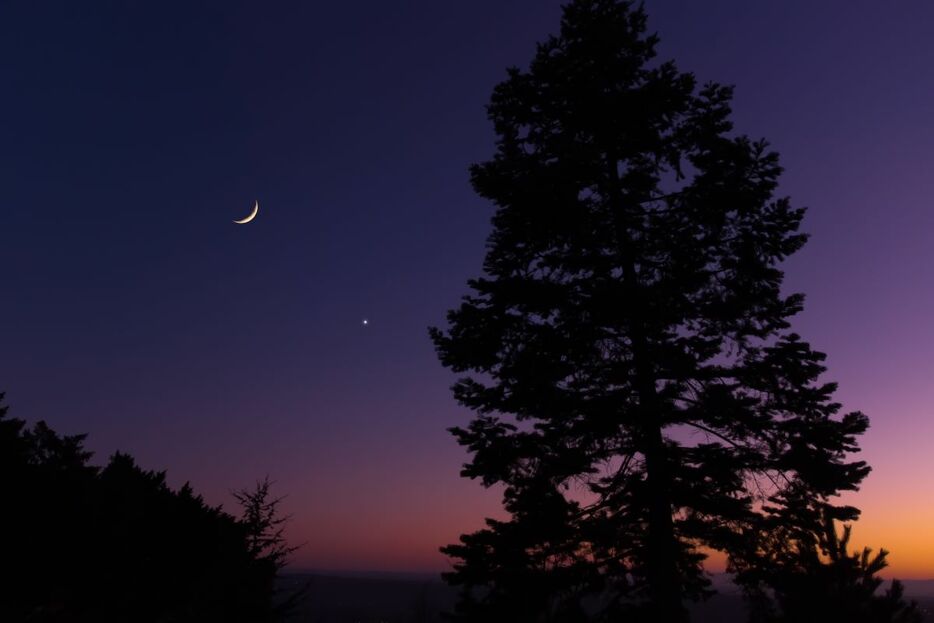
430, 2, 870, 621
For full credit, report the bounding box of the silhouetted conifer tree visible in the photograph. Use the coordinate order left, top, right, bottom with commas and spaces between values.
430, 2, 870, 620
235, 477, 308, 619
740, 512, 920, 623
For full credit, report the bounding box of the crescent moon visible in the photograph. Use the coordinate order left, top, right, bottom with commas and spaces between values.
233, 200, 259, 224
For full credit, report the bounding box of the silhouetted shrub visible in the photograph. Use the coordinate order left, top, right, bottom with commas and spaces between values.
736, 511, 921, 623
0, 393, 298, 622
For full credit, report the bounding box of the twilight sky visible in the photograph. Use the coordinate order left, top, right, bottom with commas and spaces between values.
3, 1, 934, 577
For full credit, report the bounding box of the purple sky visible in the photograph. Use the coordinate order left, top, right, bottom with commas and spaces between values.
3, 1, 934, 575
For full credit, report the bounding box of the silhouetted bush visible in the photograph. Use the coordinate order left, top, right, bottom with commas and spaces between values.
736, 511, 920, 623
0, 393, 299, 622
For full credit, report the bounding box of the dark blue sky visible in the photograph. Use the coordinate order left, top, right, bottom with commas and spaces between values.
4, 1, 934, 573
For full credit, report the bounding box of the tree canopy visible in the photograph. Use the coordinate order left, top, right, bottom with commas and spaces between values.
0, 393, 298, 623
431, 1, 873, 620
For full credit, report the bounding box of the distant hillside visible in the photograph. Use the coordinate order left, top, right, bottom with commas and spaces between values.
278, 573, 743, 623
278, 573, 455, 623
278, 573, 934, 623
901, 580, 934, 598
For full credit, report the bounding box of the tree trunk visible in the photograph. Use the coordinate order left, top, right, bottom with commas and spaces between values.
643, 421, 687, 623
625, 266, 687, 623
631, 323, 685, 622
607, 153, 687, 622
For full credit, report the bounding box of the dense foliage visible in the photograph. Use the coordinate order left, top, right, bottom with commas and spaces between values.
741, 513, 921, 623
431, 1, 880, 620
0, 394, 296, 623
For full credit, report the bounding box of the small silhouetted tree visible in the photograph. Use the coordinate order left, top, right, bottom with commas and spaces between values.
430, 1, 870, 621
235, 477, 308, 619
739, 511, 921, 623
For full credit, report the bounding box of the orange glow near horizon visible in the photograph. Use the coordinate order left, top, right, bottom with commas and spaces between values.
282, 470, 934, 580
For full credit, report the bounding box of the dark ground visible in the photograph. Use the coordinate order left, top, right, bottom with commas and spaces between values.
278, 573, 934, 622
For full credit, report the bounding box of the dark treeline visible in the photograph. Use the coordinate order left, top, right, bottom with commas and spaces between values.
431, 1, 921, 622
0, 394, 302, 623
